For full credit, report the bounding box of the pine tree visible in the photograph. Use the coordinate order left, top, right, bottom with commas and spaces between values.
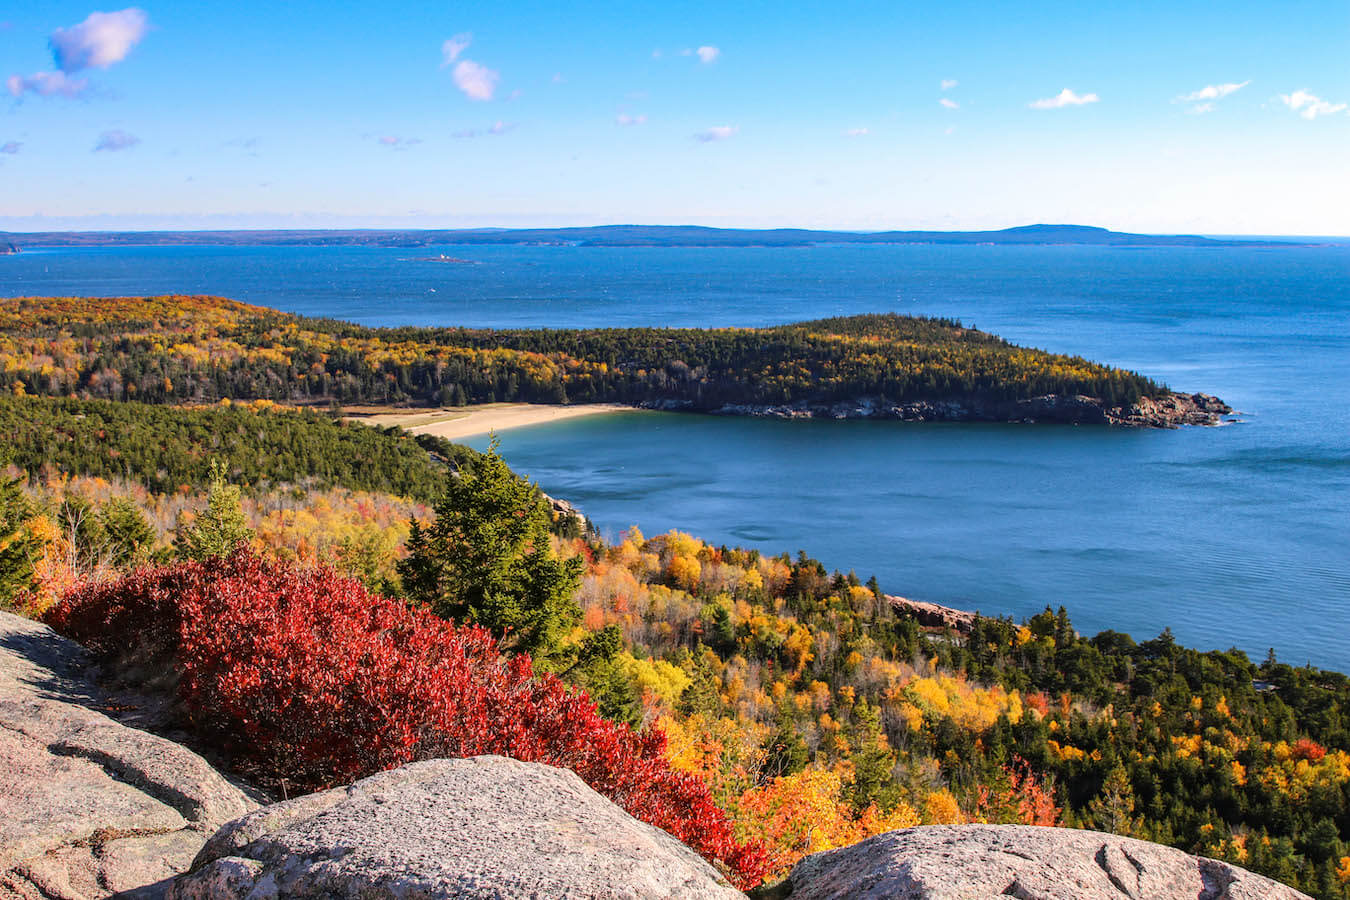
0, 476, 42, 605
848, 699, 898, 812
1086, 766, 1141, 837
100, 497, 156, 567
175, 460, 255, 561
397, 438, 583, 661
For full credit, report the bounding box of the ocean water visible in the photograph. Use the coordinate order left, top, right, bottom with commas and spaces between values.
4, 241, 1348, 669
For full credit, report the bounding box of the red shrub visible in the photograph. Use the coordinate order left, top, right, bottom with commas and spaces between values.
1290, 737, 1327, 762
48, 552, 769, 887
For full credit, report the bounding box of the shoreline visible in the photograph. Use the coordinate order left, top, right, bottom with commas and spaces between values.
344, 402, 640, 441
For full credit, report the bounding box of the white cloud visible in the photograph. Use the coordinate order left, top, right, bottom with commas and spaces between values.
8, 8, 145, 101
0, 141, 21, 154
651, 49, 663, 59
50, 8, 148, 72
452, 59, 499, 101
695, 125, 737, 142
1280, 89, 1347, 120
616, 113, 647, 126
939, 98, 959, 109
940, 79, 958, 91
551, 72, 564, 83
845, 127, 869, 137
93, 129, 139, 152
1029, 88, 1099, 109
1174, 81, 1248, 113
377, 136, 422, 148
7, 70, 89, 98
1177, 81, 1249, 103
441, 33, 472, 66
696, 45, 720, 64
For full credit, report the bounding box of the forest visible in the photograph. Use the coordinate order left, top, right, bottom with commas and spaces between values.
0, 295, 1164, 410
3, 394, 1348, 896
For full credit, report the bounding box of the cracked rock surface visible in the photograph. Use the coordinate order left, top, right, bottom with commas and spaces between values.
168, 755, 744, 899
786, 824, 1311, 900
0, 611, 255, 900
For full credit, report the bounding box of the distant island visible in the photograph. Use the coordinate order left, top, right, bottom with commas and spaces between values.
0, 295, 1229, 427
0, 223, 1308, 250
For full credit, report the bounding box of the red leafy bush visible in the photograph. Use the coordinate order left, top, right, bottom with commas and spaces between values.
48, 552, 769, 887
1290, 737, 1328, 762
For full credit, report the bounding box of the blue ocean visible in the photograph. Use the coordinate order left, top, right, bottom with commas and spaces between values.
4, 241, 1348, 669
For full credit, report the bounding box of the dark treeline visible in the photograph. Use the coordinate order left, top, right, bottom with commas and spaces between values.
0, 394, 473, 501
0, 296, 1165, 411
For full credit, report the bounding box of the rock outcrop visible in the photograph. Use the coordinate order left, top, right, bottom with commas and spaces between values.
785, 824, 1310, 900
886, 595, 978, 634
168, 755, 743, 899
0, 611, 256, 900
695, 390, 1231, 428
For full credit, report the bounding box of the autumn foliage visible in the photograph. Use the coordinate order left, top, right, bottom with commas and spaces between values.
46, 552, 769, 887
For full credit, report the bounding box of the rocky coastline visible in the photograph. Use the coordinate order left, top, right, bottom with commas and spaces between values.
639, 389, 1232, 428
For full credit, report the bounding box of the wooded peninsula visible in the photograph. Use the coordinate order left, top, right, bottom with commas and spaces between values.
0, 295, 1226, 426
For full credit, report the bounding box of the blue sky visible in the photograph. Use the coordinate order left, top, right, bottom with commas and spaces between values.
1, 1, 1347, 234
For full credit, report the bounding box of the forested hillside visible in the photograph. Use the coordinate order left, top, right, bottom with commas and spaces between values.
0, 394, 473, 500
3, 397, 1348, 895
0, 295, 1165, 410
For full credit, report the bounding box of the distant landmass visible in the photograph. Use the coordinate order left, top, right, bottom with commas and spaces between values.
0, 223, 1307, 249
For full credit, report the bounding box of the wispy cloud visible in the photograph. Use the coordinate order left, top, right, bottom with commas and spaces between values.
51, 8, 148, 72
696, 45, 720, 64
1174, 81, 1248, 113
616, 113, 647, 126
441, 33, 472, 66
939, 98, 959, 109
452, 120, 513, 139
694, 125, 737, 142
93, 129, 139, 152
551, 72, 564, 84
940, 79, 958, 91
1280, 89, 1347, 120
1177, 81, 1248, 103
377, 136, 422, 148
452, 59, 499, 101
0, 141, 21, 154
7, 71, 89, 98
845, 127, 869, 137
8, 8, 147, 101
1029, 88, 1099, 109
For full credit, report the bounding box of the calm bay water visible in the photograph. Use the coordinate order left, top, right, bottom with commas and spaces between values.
4, 241, 1348, 669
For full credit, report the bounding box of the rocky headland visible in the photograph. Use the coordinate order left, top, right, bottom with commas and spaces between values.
684, 389, 1232, 428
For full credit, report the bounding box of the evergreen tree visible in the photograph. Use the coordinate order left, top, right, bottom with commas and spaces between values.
1086, 766, 1141, 837
175, 460, 255, 561
847, 699, 899, 812
397, 439, 583, 661
0, 476, 42, 605
762, 706, 810, 778
100, 497, 156, 567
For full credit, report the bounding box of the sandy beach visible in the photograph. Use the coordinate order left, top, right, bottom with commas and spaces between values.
345, 403, 640, 441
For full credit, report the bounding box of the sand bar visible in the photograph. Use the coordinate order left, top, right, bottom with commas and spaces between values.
345, 402, 640, 441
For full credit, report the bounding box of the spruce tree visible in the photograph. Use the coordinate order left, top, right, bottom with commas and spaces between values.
397, 439, 583, 661
0, 476, 42, 605
175, 460, 254, 561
